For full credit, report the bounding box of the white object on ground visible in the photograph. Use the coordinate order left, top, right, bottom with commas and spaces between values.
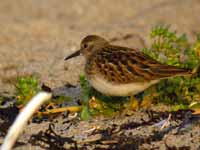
1, 92, 52, 150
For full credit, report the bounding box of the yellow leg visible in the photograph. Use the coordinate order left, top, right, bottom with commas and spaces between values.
129, 95, 139, 110
140, 86, 158, 108
140, 95, 153, 109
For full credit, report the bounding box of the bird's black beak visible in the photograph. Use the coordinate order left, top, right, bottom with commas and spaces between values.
64, 50, 81, 60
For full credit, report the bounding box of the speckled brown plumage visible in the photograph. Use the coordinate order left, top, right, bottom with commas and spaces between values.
85, 45, 191, 84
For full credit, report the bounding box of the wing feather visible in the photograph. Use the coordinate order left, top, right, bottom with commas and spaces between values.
85, 45, 191, 84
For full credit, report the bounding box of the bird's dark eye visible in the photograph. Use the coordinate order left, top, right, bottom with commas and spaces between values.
83, 44, 88, 48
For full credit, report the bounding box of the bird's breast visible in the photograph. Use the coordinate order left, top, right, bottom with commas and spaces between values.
87, 75, 159, 96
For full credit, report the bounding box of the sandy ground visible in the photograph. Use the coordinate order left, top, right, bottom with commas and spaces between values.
0, 0, 200, 149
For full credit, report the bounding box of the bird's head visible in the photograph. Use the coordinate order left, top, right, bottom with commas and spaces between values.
65, 35, 109, 60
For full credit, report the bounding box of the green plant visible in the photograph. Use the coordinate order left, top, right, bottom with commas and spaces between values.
142, 25, 200, 109
15, 76, 40, 106
79, 74, 92, 120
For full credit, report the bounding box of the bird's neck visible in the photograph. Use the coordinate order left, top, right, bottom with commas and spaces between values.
84, 44, 109, 59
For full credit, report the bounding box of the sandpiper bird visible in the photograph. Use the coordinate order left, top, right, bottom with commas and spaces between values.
65, 35, 192, 97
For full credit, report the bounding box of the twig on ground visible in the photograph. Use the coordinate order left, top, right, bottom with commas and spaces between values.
37, 106, 82, 116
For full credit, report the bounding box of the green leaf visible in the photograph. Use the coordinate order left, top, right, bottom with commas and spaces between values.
79, 74, 90, 103
80, 105, 91, 120
15, 76, 39, 105
189, 101, 200, 109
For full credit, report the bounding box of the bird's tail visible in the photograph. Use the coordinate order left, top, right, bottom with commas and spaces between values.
155, 65, 192, 79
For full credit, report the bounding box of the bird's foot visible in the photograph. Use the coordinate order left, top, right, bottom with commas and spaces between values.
129, 96, 139, 110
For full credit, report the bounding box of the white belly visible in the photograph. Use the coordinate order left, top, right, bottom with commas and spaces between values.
88, 75, 159, 96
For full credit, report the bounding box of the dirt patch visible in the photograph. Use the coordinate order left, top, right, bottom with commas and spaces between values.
3, 107, 198, 150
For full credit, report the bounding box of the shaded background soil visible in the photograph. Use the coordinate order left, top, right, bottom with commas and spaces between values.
0, 0, 200, 149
